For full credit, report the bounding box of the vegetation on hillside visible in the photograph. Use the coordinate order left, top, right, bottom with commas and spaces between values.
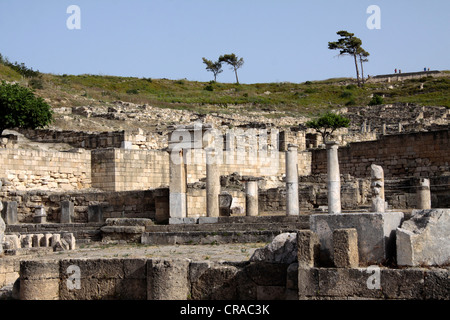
0, 55, 448, 119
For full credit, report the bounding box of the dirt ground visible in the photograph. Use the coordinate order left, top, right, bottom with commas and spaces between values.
8, 241, 269, 263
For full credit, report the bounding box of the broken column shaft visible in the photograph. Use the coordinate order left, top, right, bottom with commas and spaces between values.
206, 148, 220, 217
169, 148, 187, 219
417, 178, 431, 209
371, 164, 385, 213
326, 141, 341, 214
245, 179, 259, 217
285, 144, 299, 216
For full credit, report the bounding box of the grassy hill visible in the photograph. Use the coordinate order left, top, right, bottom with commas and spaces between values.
1, 62, 449, 120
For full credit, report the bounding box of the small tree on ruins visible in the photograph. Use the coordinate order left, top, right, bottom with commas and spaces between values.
305, 112, 350, 143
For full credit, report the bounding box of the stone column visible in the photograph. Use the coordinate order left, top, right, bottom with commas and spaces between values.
0, 202, 5, 253
326, 141, 341, 214
206, 148, 220, 217
371, 164, 385, 212
416, 178, 431, 209
382, 123, 387, 135
169, 148, 187, 219
245, 179, 259, 217
285, 144, 299, 216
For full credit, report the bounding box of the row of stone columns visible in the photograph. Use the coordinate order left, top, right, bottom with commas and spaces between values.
168, 139, 432, 220
169, 144, 302, 219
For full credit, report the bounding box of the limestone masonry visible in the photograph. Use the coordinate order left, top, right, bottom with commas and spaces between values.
0, 101, 449, 300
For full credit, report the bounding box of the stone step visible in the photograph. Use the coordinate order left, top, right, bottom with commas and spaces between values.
146, 221, 308, 233
141, 229, 300, 245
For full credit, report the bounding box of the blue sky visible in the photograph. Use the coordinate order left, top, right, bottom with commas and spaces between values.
0, 0, 449, 84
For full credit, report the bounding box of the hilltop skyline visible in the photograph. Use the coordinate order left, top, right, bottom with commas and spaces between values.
0, 0, 449, 84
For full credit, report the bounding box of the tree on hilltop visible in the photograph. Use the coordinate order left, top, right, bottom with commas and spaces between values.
358, 48, 370, 85
306, 112, 350, 143
202, 57, 223, 82
219, 53, 244, 84
328, 31, 366, 87
0, 81, 53, 134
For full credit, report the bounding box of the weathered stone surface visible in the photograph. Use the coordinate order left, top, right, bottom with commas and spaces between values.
0, 211, 4, 253
60, 200, 74, 223
310, 212, 404, 266
147, 259, 190, 300
333, 228, 359, 268
250, 233, 297, 264
371, 164, 385, 213
190, 261, 239, 300
396, 209, 450, 266
2, 201, 18, 225
297, 230, 320, 268
3, 234, 20, 250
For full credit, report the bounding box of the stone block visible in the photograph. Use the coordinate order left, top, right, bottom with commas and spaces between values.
297, 230, 320, 268
333, 228, 359, 268
33, 206, 47, 224
147, 259, 190, 300
396, 209, 450, 266
32, 234, 44, 248
250, 233, 297, 264
60, 200, 74, 223
189, 262, 239, 300
310, 212, 404, 266
169, 217, 198, 225
62, 232, 76, 250
88, 205, 103, 223
198, 217, 219, 224
2, 201, 18, 225
3, 234, 20, 250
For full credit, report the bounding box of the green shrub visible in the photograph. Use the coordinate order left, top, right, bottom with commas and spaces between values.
340, 90, 353, 98
345, 98, 356, 106
369, 94, 384, 105
0, 81, 53, 133
126, 88, 139, 95
29, 77, 44, 90
204, 84, 214, 92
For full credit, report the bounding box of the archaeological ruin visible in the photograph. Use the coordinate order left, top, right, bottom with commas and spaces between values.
0, 100, 449, 301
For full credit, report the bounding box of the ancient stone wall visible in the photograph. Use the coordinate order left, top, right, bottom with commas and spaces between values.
1, 189, 158, 223
18, 258, 297, 300
17, 128, 126, 149
17, 128, 168, 150
92, 148, 311, 192
311, 129, 450, 179
0, 148, 91, 191
91, 149, 169, 192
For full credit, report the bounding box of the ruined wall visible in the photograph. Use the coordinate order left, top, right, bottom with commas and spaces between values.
311, 130, 450, 179
17, 128, 168, 150
186, 189, 245, 217
0, 148, 91, 191
18, 129, 126, 149
91, 148, 311, 192
91, 149, 169, 192
0, 259, 19, 292
18, 259, 297, 300
0, 189, 158, 223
